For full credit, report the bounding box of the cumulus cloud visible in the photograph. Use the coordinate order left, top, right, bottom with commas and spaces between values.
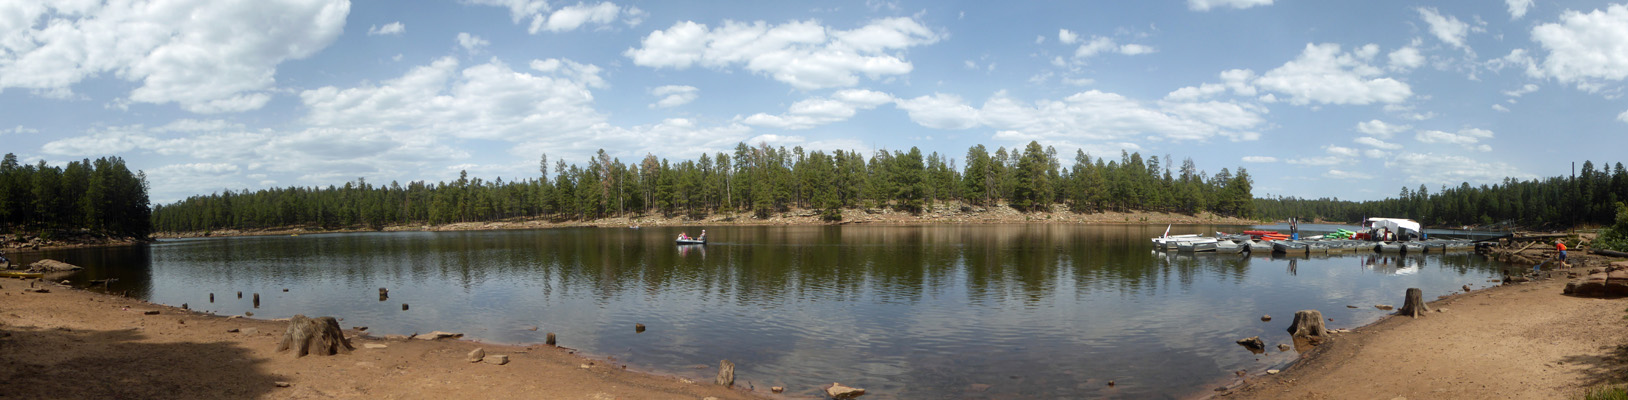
467, 1, 642, 34
624, 17, 940, 90
1242, 156, 1277, 163
3, 125, 40, 135
369, 22, 405, 36
1058, 29, 1079, 44
1387, 43, 1424, 72
0, 0, 349, 113
1355, 119, 1409, 138
1415, 128, 1494, 151
1354, 136, 1403, 150
649, 85, 699, 108
1491, 104, 1510, 112
1531, 5, 1628, 87
1188, 0, 1274, 12
896, 90, 1268, 144
457, 33, 489, 54
744, 89, 895, 130
1387, 153, 1533, 186
1507, 0, 1534, 19
1253, 43, 1412, 105
1618, 109, 1628, 124
1503, 83, 1540, 97
1067, 36, 1155, 59
1417, 8, 1475, 51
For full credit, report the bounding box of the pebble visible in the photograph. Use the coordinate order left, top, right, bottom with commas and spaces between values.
1267, 369, 1280, 375
274, 381, 291, 388
468, 348, 485, 363
484, 355, 509, 365
364, 343, 388, 349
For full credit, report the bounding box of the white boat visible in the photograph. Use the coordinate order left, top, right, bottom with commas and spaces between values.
1176, 237, 1219, 252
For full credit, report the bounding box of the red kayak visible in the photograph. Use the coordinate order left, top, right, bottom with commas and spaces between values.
1243, 230, 1280, 236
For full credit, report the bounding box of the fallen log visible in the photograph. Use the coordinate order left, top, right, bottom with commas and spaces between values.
1592, 249, 1628, 258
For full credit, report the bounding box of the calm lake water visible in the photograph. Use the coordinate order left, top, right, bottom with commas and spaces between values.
20, 224, 1508, 399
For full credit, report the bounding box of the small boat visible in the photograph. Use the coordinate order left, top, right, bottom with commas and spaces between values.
1215, 240, 1243, 253
0, 271, 45, 278
1177, 238, 1218, 252
676, 238, 707, 245
1272, 241, 1309, 255
1152, 234, 1202, 250
1247, 240, 1274, 253
1378, 242, 1403, 253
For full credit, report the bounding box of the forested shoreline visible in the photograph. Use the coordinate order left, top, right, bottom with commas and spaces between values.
0, 154, 153, 240
151, 141, 1256, 233
1255, 160, 1628, 229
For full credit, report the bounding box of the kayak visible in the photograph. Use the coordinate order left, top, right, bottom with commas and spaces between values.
0, 271, 45, 278
676, 238, 707, 245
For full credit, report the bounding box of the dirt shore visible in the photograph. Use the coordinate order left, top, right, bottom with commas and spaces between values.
0, 280, 767, 400
1215, 258, 1628, 399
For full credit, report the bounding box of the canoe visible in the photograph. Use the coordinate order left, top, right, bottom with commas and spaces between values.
1215, 240, 1243, 253
0, 271, 44, 278
676, 238, 707, 245
1177, 238, 1218, 252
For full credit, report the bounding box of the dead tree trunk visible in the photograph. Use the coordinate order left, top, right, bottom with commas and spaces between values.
275, 315, 354, 357
716, 360, 735, 387
1398, 288, 1430, 318
1286, 310, 1330, 339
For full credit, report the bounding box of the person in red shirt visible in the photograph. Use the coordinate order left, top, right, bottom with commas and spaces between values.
1556, 241, 1568, 262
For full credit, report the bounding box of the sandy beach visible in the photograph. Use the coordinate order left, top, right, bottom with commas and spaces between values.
0, 279, 768, 400
1217, 256, 1628, 399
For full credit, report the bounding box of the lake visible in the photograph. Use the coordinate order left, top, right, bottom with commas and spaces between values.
18, 224, 1508, 399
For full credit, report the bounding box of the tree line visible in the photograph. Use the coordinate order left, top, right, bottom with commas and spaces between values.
0, 154, 154, 239
1255, 160, 1628, 229
151, 141, 1256, 233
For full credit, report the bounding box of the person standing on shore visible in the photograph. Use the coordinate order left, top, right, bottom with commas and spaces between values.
1556, 241, 1568, 263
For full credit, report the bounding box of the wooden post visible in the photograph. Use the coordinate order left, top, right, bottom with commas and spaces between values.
1287, 310, 1329, 338
1398, 288, 1430, 318
716, 360, 735, 387
546, 332, 556, 346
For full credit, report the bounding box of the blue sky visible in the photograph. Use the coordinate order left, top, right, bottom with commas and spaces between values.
2, 0, 1625, 204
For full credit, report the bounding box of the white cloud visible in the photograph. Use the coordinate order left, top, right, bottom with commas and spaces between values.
1287, 156, 1341, 166
1507, 0, 1534, 19
1618, 109, 1628, 124
1242, 156, 1277, 163
1254, 43, 1412, 105
1417, 8, 1473, 51
468, 1, 640, 34
1387, 153, 1533, 186
1188, 0, 1274, 12
3, 125, 39, 135
649, 85, 699, 108
1503, 83, 1540, 97
1325, 145, 1359, 157
457, 33, 489, 54
897, 90, 1268, 143
1034, 35, 1046, 45
1325, 169, 1373, 180
369, 22, 405, 36
0, 0, 349, 113
1415, 128, 1494, 151
1491, 104, 1510, 112
744, 89, 895, 130
532, 2, 632, 33
1387, 45, 1424, 72
1355, 119, 1409, 138
1058, 29, 1079, 45
624, 17, 940, 90
1119, 44, 1156, 55
1531, 5, 1628, 87
1354, 136, 1403, 150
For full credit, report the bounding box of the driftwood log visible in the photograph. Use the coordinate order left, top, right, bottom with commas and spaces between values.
1286, 310, 1330, 339
716, 360, 735, 387
1593, 249, 1628, 258
1398, 288, 1430, 318
275, 315, 354, 357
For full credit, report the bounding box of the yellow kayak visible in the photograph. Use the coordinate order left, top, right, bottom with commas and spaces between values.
0, 271, 44, 278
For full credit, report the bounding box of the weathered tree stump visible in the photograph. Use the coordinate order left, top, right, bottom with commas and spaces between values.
716, 360, 735, 387
1286, 310, 1330, 338
1398, 287, 1430, 318
545, 332, 556, 346
253, 293, 260, 308
275, 315, 354, 357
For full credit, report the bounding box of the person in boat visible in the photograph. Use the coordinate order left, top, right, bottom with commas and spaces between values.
699, 229, 706, 241
0, 250, 8, 267
678, 232, 689, 241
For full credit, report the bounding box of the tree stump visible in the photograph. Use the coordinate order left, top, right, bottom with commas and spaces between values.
275, 315, 354, 357
715, 360, 735, 387
1286, 310, 1330, 339
1398, 288, 1430, 318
